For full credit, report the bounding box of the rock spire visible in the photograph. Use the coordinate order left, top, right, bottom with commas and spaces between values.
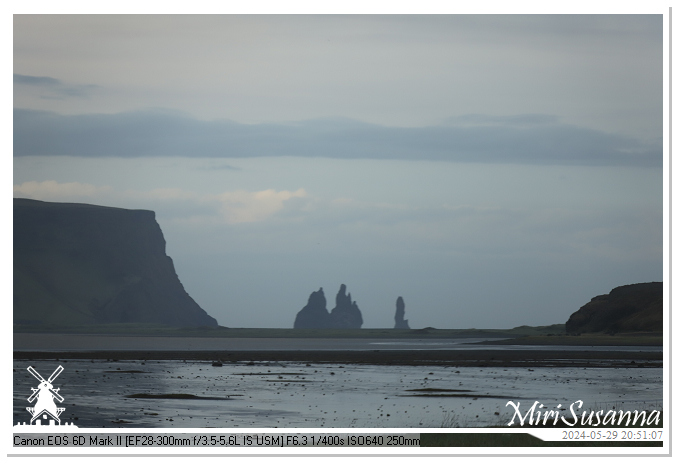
394, 296, 410, 329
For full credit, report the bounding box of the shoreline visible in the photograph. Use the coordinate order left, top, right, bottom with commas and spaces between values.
13, 349, 663, 368
474, 334, 662, 346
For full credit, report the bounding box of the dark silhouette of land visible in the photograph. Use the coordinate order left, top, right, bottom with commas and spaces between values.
294, 284, 363, 328
565, 282, 662, 334
394, 296, 410, 329
14, 198, 217, 328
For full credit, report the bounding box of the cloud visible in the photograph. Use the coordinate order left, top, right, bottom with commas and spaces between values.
213, 188, 307, 224
13, 109, 661, 167
14, 73, 99, 99
13, 180, 307, 225
14, 74, 61, 86
13, 180, 112, 199
445, 114, 560, 127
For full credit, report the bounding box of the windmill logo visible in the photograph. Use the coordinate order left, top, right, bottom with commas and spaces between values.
15, 365, 77, 428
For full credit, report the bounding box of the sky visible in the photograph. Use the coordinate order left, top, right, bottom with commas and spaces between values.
11, 12, 667, 329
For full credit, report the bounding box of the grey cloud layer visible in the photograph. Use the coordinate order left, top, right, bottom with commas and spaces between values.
14, 73, 99, 99
14, 74, 61, 86
14, 108, 661, 167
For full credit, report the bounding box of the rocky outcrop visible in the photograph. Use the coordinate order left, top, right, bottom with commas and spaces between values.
565, 282, 662, 334
394, 296, 410, 329
14, 198, 218, 327
329, 284, 363, 329
293, 287, 330, 328
294, 284, 363, 329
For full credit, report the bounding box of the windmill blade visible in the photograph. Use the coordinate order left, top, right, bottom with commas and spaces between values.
27, 366, 45, 383
48, 365, 64, 383
50, 388, 64, 403
27, 388, 39, 403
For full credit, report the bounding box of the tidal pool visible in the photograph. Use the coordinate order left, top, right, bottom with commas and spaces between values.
13, 359, 663, 429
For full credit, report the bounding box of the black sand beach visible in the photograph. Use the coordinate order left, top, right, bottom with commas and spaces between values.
13, 334, 663, 428
13, 348, 662, 368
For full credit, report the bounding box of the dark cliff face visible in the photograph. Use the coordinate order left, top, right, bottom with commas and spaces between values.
14, 198, 218, 327
565, 282, 662, 334
294, 284, 363, 329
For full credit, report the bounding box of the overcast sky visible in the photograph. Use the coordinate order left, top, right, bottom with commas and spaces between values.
12, 13, 666, 329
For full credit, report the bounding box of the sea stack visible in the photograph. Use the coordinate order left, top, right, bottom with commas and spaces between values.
394, 296, 410, 329
328, 284, 363, 329
293, 287, 330, 328
294, 284, 363, 329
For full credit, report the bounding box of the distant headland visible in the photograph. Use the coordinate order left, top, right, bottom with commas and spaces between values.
565, 282, 662, 334
13, 198, 218, 328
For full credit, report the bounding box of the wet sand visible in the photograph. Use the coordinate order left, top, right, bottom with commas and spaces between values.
14, 337, 663, 428
13, 348, 662, 368
14, 333, 662, 369
13, 358, 662, 428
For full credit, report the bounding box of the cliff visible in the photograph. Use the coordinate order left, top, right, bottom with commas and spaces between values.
14, 198, 218, 327
565, 282, 662, 334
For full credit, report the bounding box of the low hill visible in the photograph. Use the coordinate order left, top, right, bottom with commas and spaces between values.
14, 198, 218, 328
565, 282, 662, 334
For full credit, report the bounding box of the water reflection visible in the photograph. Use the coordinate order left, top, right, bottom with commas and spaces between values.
13, 359, 662, 428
